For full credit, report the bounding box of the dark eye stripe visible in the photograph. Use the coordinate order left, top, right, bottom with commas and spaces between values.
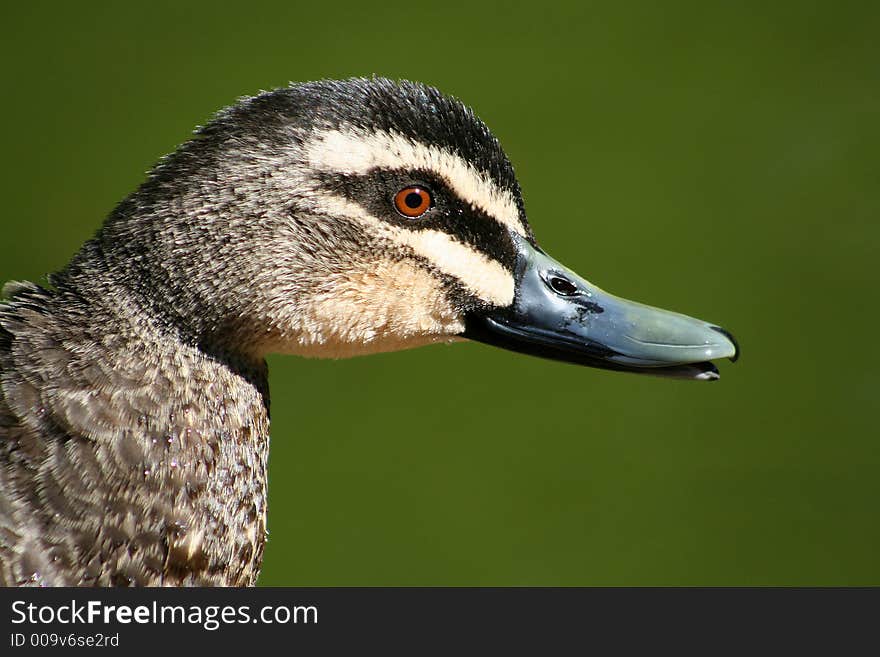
312, 169, 519, 272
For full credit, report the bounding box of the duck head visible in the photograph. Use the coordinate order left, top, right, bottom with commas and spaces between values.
92, 78, 737, 379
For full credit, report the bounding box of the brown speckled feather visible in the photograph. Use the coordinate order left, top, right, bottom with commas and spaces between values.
0, 282, 269, 586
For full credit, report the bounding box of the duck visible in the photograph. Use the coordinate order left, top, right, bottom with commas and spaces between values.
0, 78, 738, 586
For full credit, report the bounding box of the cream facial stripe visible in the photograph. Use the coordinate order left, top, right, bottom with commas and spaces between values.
315, 194, 515, 307
303, 127, 528, 237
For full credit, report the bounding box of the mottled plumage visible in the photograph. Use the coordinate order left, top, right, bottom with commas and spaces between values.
0, 278, 269, 585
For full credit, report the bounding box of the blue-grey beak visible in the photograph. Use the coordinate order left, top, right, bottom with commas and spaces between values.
464, 236, 739, 380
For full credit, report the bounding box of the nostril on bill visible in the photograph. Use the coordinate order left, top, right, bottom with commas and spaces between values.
547, 275, 578, 296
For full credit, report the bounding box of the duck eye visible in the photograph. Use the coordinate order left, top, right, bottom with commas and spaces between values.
548, 275, 579, 296
394, 186, 433, 218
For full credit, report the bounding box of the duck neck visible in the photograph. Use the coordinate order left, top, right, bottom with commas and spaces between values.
56, 232, 272, 404
37, 240, 272, 585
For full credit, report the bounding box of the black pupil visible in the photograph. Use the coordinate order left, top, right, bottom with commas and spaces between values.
550, 276, 578, 295
404, 191, 424, 209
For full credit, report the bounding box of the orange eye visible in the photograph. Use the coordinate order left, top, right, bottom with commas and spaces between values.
394, 186, 433, 218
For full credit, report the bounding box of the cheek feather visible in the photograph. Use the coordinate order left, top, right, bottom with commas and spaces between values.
284, 259, 466, 358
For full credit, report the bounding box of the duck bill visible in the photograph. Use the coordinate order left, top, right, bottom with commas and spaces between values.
463, 235, 739, 380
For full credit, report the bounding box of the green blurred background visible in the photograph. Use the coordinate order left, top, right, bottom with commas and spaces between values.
2, 1, 878, 585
